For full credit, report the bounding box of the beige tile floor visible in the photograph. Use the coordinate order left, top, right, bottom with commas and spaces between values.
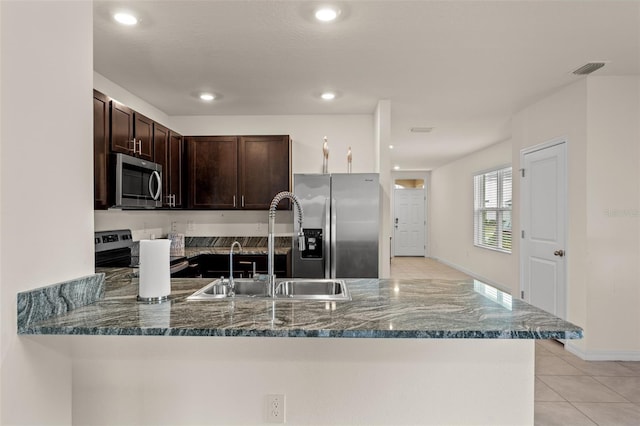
390, 257, 640, 426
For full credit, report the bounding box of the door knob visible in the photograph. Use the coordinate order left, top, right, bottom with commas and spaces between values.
554, 250, 565, 257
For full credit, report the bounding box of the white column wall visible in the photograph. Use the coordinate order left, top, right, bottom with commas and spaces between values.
375, 100, 392, 278
585, 76, 640, 357
0, 2, 94, 424
430, 140, 515, 292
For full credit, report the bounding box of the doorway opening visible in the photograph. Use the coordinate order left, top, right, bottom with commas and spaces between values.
393, 178, 426, 257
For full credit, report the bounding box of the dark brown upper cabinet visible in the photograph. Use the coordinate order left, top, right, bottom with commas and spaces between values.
168, 130, 184, 208
186, 135, 291, 210
110, 100, 153, 161
186, 136, 238, 209
110, 100, 134, 155
93, 90, 110, 210
239, 135, 291, 210
133, 112, 154, 161
155, 123, 184, 208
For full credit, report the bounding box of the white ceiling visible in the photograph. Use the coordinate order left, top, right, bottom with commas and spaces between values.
94, 1, 640, 171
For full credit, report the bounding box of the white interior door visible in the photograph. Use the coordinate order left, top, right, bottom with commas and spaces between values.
520, 141, 567, 319
394, 188, 425, 256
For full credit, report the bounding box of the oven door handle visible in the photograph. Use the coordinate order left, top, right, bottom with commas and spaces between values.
170, 260, 189, 275
149, 170, 162, 201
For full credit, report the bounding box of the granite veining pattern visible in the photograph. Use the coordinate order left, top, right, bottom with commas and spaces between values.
185, 236, 291, 248
17, 273, 105, 332
18, 269, 583, 339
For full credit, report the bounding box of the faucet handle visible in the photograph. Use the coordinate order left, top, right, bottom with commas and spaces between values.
298, 231, 306, 252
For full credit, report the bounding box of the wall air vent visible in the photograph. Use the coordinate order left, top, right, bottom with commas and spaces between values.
410, 127, 433, 133
572, 62, 606, 75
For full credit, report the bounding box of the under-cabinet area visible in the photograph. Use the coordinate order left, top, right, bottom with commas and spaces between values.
174, 253, 290, 279
93, 90, 291, 211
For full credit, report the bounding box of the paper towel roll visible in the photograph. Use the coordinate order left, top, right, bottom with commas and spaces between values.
138, 239, 171, 302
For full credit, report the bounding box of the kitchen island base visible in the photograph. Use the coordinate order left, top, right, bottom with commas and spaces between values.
65, 336, 534, 425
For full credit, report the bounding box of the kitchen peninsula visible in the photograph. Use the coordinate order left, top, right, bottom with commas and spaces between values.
18, 270, 581, 425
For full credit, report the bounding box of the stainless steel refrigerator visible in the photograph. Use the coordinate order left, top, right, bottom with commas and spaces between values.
293, 173, 379, 278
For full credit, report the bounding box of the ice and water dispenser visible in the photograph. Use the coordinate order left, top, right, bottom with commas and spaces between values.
301, 229, 323, 259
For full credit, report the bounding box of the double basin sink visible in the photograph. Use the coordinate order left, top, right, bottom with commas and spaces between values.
187, 278, 350, 302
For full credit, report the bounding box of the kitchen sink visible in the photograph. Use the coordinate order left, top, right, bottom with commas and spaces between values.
186, 278, 350, 301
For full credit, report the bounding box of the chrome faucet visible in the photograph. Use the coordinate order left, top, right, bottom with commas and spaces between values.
229, 241, 242, 295
268, 191, 305, 297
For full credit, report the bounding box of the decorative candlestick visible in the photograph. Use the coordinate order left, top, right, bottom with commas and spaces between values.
322, 136, 329, 174
347, 146, 352, 173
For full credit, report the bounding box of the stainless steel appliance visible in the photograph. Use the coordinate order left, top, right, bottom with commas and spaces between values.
95, 229, 190, 276
114, 153, 162, 208
293, 173, 379, 278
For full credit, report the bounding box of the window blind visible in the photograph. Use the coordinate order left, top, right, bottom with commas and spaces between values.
474, 167, 512, 252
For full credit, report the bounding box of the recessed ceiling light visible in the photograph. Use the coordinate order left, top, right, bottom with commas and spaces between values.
200, 93, 215, 101
389, 145, 394, 149
394, 165, 400, 170
315, 7, 339, 22
113, 12, 138, 26
321, 92, 336, 100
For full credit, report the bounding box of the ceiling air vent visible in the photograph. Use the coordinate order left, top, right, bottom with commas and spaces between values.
572, 62, 606, 75
410, 127, 433, 133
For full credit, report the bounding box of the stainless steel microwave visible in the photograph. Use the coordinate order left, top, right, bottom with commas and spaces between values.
114, 153, 162, 209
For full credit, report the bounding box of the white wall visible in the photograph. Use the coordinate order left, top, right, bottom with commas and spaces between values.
71, 337, 534, 425
172, 114, 374, 175
512, 77, 640, 360
430, 140, 515, 292
584, 76, 640, 357
375, 100, 392, 278
0, 2, 94, 424
94, 72, 174, 130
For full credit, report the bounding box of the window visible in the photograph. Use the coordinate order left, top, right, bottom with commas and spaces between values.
474, 167, 512, 252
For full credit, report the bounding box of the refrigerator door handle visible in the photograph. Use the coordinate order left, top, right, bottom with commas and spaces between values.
324, 197, 331, 279
330, 197, 337, 279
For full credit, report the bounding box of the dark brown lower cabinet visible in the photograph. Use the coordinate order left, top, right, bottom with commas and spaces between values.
197, 254, 289, 278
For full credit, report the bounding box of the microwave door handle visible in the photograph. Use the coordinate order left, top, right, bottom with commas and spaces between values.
149, 170, 162, 201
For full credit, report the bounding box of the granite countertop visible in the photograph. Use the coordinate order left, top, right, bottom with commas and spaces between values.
183, 246, 290, 258
18, 269, 583, 339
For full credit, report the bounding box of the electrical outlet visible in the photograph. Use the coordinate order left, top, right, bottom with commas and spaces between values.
187, 221, 195, 232
266, 394, 285, 424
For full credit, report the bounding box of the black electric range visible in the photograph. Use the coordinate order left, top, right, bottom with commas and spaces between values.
95, 229, 189, 275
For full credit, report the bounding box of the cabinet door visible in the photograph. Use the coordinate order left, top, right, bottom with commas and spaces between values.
187, 136, 238, 209
93, 90, 110, 210
168, 131, 184, 208
133, 112, 154, 161
239, 135, 291, 209
110, 100, 134, 155
153, 122, 170, 205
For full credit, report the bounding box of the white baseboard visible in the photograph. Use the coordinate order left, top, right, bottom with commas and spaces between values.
431, 257, 512, 294
565, 342, 640, 361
